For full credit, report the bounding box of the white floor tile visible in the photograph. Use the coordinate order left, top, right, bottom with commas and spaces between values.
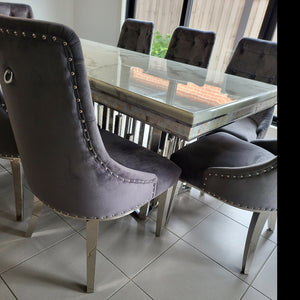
165, 192, 214, 236
2, 233, 128, 299
134, 239, 248, 300
0, 181, 76, 273
183, 211, 276, 283
252, 248, 277, 300
241, 287, 270, 300
80, 215, 178, 278
109, 281, 151, 300
0, 277, 15, 300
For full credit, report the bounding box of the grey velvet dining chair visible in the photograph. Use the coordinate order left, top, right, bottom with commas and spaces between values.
0, 2, 34, 221
117, 18, 154, 54
158, 26, 216, 154
169, 132, 277, 274
0, 14, 181, 293
108, 18, 153, 139
216, 37, 277, 141
165, 26, 216, 68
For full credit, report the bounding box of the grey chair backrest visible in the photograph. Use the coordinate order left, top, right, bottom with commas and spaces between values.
225, 37, 277, 137
0, 2, 33, 18
165, 26, 215, 68
0, 15, 157, 219
0, 2, 33, 158
117, 18, 154, 54
226, 37, 277, 85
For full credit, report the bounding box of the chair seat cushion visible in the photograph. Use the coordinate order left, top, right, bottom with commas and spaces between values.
170, 132, 274, 189
216, 117, 257, 141
99, 128, 181, 196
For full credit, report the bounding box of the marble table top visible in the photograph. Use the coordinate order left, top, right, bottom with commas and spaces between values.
81, 39, 277, 140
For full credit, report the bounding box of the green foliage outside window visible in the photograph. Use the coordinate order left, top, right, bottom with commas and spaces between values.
151, 31, 171, 58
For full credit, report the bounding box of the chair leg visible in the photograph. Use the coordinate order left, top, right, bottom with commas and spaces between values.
10, 158, 23, 221
86, 219, 99, 293
242, 211, 269, 274
267, 211, 277, 232
25, 196, 43, 237
165, 181, 182, 225
138, 202, 150, 220
156, 187, 173, 237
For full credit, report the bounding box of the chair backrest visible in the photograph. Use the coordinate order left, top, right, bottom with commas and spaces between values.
0, 15, 156, 219
117, 18, 154, 54
0, 2, 33, 18
0, 2, 33, 157
225, 37, 277, 137
165, 26, 215, 68
226, 37, 277, 85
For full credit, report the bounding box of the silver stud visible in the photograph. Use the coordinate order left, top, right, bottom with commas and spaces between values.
63, 41, 68, 46
68, 57, 73, 62
73, 85, 77, 89
32, 33, 37, 38
22, 31, 26, 37
52, 36, 56, 41
42, 34, 46, 40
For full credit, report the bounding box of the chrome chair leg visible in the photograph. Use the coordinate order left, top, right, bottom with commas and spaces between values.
267, 211, 277, 231
86, 219, 99, 293
10, 158, 23, 221
156, 187, 173, 236
242, 211, 269, 274
25, 196, 43, 237
165, 181, 182, 225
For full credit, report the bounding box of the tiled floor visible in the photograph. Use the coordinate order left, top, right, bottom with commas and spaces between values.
0, 165, 277, 299
0, 127, 277, 300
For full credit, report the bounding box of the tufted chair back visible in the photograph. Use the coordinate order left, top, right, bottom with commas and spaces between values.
226, 37, 277, 85
219, 37, 277, 140
0, 2, 33, 18
165, 26, 215, 68
117, 18, 154, 54
0, 15, 159, 220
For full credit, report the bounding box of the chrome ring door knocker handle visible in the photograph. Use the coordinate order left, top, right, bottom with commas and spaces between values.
4, 68, 14, 84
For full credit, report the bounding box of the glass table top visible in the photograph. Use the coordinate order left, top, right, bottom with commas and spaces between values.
81, 39, 277, 126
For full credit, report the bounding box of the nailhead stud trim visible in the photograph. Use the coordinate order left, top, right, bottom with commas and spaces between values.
203, 163, 277, 211
0, 26, 157, 217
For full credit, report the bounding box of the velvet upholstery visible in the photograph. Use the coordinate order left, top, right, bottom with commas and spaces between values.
0, 89, 18, 157
0, 15, 181, 220
165, 26, 215, 68
170, 132, 277, 273
171, 132, 276, 211
217, 37, 277, 141
117, 18, 154, 54
99, 128, 180, 196
0, 2, 33, 158
0, 2, 33, 18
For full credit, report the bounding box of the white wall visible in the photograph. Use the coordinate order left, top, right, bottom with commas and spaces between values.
74, 0, 126, 45
2, 0, 126, 45
2, 0, 74, 28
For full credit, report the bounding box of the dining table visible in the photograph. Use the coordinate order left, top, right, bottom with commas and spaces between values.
81, 38, 277, 148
